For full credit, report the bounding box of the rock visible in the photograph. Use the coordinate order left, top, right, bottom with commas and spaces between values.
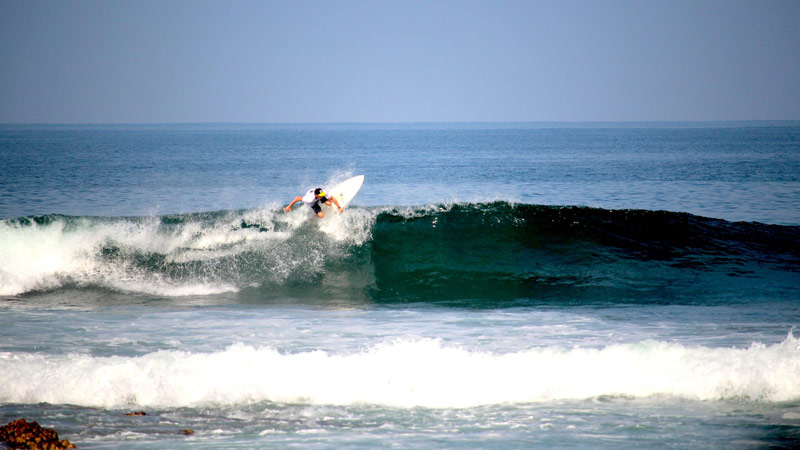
0, 418, 76, 449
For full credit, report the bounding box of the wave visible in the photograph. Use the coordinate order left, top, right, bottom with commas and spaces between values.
2, 332, 799, 408
2, 203, 799, 304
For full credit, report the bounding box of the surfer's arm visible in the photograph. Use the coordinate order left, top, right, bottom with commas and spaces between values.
284, 196, 303, 212
330, 196, 343, 213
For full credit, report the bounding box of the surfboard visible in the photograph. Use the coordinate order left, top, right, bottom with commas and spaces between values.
324, 175, 364, 209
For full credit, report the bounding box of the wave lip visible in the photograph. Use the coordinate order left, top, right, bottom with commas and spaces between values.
2, 333, 799, 409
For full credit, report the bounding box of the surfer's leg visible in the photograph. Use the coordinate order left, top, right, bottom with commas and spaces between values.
311, 202, 324, 218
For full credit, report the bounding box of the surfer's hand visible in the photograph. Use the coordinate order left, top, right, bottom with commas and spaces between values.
284, 206, 291, 212
338, 207, 344, 213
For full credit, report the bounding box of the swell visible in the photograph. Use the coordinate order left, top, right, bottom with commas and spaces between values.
2, 203, 798, 305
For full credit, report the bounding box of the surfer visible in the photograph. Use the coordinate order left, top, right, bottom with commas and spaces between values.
284, 187, 343, 218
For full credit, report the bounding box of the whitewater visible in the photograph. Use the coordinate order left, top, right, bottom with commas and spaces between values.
2, 123, 800, 448
4, 335, 800, 409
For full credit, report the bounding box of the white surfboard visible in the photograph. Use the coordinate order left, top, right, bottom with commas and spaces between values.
324, 175, 364, 209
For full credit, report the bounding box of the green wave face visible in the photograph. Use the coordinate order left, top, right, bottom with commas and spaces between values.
368, 203, 800, 305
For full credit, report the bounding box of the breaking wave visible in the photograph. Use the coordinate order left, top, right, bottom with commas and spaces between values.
2, 332, 799, 408
2, 202, 799, 305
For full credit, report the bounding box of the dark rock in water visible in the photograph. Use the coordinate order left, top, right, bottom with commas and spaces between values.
124, 412, 147, 416
0, 418, 76, 449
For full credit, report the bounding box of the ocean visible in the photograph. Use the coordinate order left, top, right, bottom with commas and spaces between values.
1, 122, 799, 448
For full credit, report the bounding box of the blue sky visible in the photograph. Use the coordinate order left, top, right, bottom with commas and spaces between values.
1, 0, 799, 123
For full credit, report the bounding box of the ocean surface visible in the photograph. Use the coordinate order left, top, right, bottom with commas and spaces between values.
1, 122, 800, 448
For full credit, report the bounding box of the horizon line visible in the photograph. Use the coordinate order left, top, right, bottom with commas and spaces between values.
2, 119, 799, 127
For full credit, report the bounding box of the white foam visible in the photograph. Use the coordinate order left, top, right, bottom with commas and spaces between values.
0, 217, 98, 295
2, 333, 798, 409
0, 216, 238, 296
0, 206, 379, 296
